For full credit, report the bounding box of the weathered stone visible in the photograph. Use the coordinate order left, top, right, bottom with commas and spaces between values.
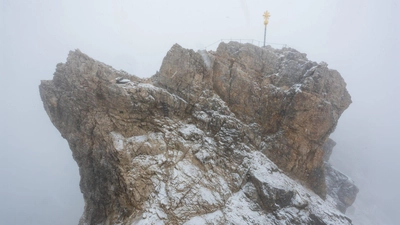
326, 163, 359, 213
154, 42, 351, 197
323, 138, 336, 162
40, 42, 356, 225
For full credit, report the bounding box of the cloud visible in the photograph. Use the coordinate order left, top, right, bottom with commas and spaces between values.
1, 0, 399, 224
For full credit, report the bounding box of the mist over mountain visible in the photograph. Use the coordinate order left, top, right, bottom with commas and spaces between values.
2, 1, 399, 224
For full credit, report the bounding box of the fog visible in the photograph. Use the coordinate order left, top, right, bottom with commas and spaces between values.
1, 0, 399, 224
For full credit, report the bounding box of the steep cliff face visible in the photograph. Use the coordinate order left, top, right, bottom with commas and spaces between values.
39, 42, 357, 225
154, 42, 352, 197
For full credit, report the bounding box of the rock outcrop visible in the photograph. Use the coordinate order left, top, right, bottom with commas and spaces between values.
40, 42, 357, 225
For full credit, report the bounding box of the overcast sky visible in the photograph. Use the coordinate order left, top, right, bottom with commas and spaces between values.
1, 0, 399, 224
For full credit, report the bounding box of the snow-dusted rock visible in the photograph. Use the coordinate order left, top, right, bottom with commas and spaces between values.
39, 43, 356, 225
325, 163, 359, 213
153, 42, 352, 197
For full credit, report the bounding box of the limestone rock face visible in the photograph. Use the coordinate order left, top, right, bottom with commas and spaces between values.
153, 42, 352, 197
325, 163, 359, 213
40, 42, 356, 225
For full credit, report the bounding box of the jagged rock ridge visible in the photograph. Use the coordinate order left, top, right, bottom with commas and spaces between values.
39, 42, 357, 225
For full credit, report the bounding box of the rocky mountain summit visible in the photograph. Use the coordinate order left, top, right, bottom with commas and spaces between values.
39, 42, 358, 225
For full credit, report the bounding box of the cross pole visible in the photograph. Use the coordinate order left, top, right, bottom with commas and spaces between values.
263, 11, 270, 47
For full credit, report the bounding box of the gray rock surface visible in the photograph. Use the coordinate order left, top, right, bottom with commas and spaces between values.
39, 42, 356, 225
326, 163, 359, 213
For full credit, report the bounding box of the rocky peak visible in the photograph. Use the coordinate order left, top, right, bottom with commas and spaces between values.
153, 42, 352, 197
39, 42, 357, 225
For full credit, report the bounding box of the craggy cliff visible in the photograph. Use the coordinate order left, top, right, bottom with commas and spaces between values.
39, 42, 358, 225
